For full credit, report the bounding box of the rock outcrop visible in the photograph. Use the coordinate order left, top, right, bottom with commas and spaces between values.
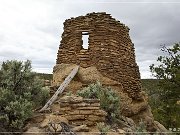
24, 94, 167, 134
24, 96, 107, 133
52, 64, 153, 123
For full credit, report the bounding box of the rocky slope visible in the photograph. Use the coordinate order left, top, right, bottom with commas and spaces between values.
52, 64, 153, 123
24, 63, 168, 134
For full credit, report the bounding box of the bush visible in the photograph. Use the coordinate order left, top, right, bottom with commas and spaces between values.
135, 119, 147, 134
77, 82, 121, 123
150, 43, 180, 129
97, 122, 110, 135
0, 60, 49, 130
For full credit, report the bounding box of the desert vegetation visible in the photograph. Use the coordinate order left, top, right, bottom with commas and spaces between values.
0, 60, 49, 131
0, 43, 179, 133
149, 43, 180, 130
77, 82, 121, 123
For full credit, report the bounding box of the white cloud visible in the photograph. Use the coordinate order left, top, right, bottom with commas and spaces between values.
0, 0, 180, 78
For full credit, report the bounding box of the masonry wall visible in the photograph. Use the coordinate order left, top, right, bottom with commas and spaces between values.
58, 96, 107, 126
56, 12, 142, 100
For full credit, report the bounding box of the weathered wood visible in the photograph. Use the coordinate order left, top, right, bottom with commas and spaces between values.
39, 66, 79, 112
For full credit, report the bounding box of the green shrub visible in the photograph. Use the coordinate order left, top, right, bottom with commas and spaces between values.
97, 122, 110, 135
77, 82, 121, 122
135, 119, 147, 134
0, 60, 49, 130
150, 44, 180, 129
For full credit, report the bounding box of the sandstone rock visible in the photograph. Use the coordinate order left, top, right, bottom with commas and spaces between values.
125, 117, 136, 127
40, 114, 68, 128
66, 80, 83, 93
77, 66, 103, 84
129, 100, 148, 115
60, 95, 83, 103
71, 102, 91, 107
52, 63, 153, 125
78, 66, 121, 85
52, 64, 122, 92
79, 110, 94, 115
134, 107, 154, 125
63, 114, 85, 121
88, 115, 105, 122
51, 103, 60, 113
93, 110, 107, 116
52, 64, 77, 87
59, 102, 70, 107
58, 95, 106, 126
59, 106, 71, 111
90, 102, 100, 107
48, 122, 62, 132
72, 125, 89, 132
77, 106, 99, 110
117, 129, 126, 134
40, 119, 49, 128
70, 120, 95, 126
67, 110, 80, 115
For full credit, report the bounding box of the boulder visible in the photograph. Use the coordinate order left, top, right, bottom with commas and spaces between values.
52, 64, 122, 93
48, 122, 62, 132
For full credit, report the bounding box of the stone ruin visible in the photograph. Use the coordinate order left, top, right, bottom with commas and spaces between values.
24, 13, 168, 134
58, 96, 107, 127
56, 12, 142, 100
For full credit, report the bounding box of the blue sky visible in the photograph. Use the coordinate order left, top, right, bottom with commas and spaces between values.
0, 0, 180, 78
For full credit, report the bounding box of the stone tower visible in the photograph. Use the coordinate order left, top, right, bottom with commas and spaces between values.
56, 12, 142, 100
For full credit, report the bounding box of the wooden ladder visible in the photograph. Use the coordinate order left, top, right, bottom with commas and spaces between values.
39, 66, 79, 112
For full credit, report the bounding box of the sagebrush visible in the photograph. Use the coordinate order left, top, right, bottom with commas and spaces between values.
97, 122, 110, 135
77, 82, 121, 123
0, 60, 49, 131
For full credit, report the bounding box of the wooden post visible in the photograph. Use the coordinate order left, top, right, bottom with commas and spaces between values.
39, 66, 79, 112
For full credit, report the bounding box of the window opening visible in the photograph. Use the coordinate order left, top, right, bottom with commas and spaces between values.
82, 32, 89, 49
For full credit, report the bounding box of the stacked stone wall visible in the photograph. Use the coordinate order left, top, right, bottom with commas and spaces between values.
58, 96, 107, 126
56, 12, 142, 100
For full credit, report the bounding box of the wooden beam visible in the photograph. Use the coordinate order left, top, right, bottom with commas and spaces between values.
39, 66, 79, 112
